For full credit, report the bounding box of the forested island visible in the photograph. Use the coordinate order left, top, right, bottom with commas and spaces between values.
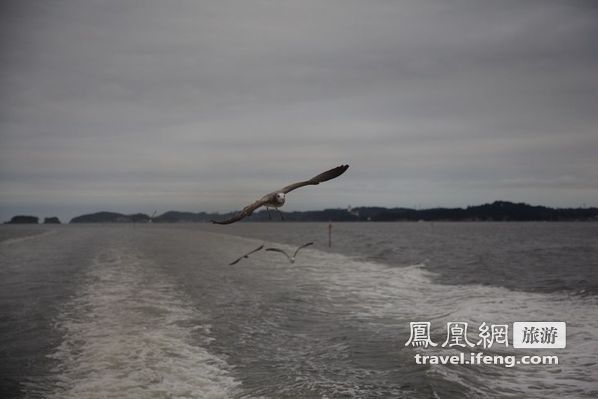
4, 201, 597, 224
69, 212, 151, 223
4, 216, 62, 224
61, 201, 598, 223
5, 215, 39, 224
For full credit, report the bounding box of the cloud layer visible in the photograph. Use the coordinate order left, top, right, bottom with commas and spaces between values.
1, 0, 597, 220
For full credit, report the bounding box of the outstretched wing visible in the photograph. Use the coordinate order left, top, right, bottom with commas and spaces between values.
246, 244, 264, 256
293, 241, 314, 258
229, 245, 264, 265
213, 164, 348, 224
228, 256, 243, 266
266, 247, 292, 262
212, 197, 271, 225
280, 164, 349, 194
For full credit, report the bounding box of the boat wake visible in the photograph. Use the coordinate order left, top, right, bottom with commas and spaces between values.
43, 247, 244, 399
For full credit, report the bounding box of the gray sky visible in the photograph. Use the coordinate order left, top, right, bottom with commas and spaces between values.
1, 0, 597, 222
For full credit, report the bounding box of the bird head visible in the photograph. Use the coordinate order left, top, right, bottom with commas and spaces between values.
275, 192, 286, 204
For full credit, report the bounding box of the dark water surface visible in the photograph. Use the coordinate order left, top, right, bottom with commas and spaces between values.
1, 223, 597, 398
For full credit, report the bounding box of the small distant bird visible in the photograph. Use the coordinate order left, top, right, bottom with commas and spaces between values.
228, 244, 264, 265
212, 164, 349, 224
266, 242, 314, 264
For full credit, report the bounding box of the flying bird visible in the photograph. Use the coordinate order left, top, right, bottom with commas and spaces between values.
266, 242, 314, 264
228, 244, 264, 266
212, 164, 349, 224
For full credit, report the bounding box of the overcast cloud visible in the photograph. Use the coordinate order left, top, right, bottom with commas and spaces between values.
1, 0, 597, 221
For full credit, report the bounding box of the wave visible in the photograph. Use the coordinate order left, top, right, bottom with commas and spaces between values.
20, 227, 596, 398
38, 247, 247, 399
226, 235, 598, 398
299, 249, 598, 398
0, 230, 57, 246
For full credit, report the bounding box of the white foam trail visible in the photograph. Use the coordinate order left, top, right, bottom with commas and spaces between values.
47, 247, 243, 399
288, 249, 598, 399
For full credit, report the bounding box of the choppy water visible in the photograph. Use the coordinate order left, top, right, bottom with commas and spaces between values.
1, 222, 597, 398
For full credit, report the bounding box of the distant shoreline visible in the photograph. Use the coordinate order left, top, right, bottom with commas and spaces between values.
4, 201, 598, 224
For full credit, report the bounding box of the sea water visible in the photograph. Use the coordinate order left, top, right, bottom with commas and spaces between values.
1, 222, 597, 398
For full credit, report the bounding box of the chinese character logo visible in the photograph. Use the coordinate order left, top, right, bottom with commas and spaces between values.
522, 326, 558, 345
405, 322, 437, 348
477, 322, 509, 349
442, 322, 474, 348
513, 322, 566, 349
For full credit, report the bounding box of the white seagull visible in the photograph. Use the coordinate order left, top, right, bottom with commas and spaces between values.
266, 242, 314, 264
228, 244, 264, 266
212, 164, 349, 224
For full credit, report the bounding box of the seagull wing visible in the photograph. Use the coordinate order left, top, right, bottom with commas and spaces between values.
266, 247, 292, 262
213, 164, 349, 224
228, 244, 264, 266
212, 196, 271, 225
293, 241, 314, 258
280, 164, 349, 194
228, 257, 243, 266
246, 244, 265, 256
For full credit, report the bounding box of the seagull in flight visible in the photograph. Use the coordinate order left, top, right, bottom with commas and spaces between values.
212, 164, 349, 224
228, 244, 264, 266
266, 242, 314, 264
